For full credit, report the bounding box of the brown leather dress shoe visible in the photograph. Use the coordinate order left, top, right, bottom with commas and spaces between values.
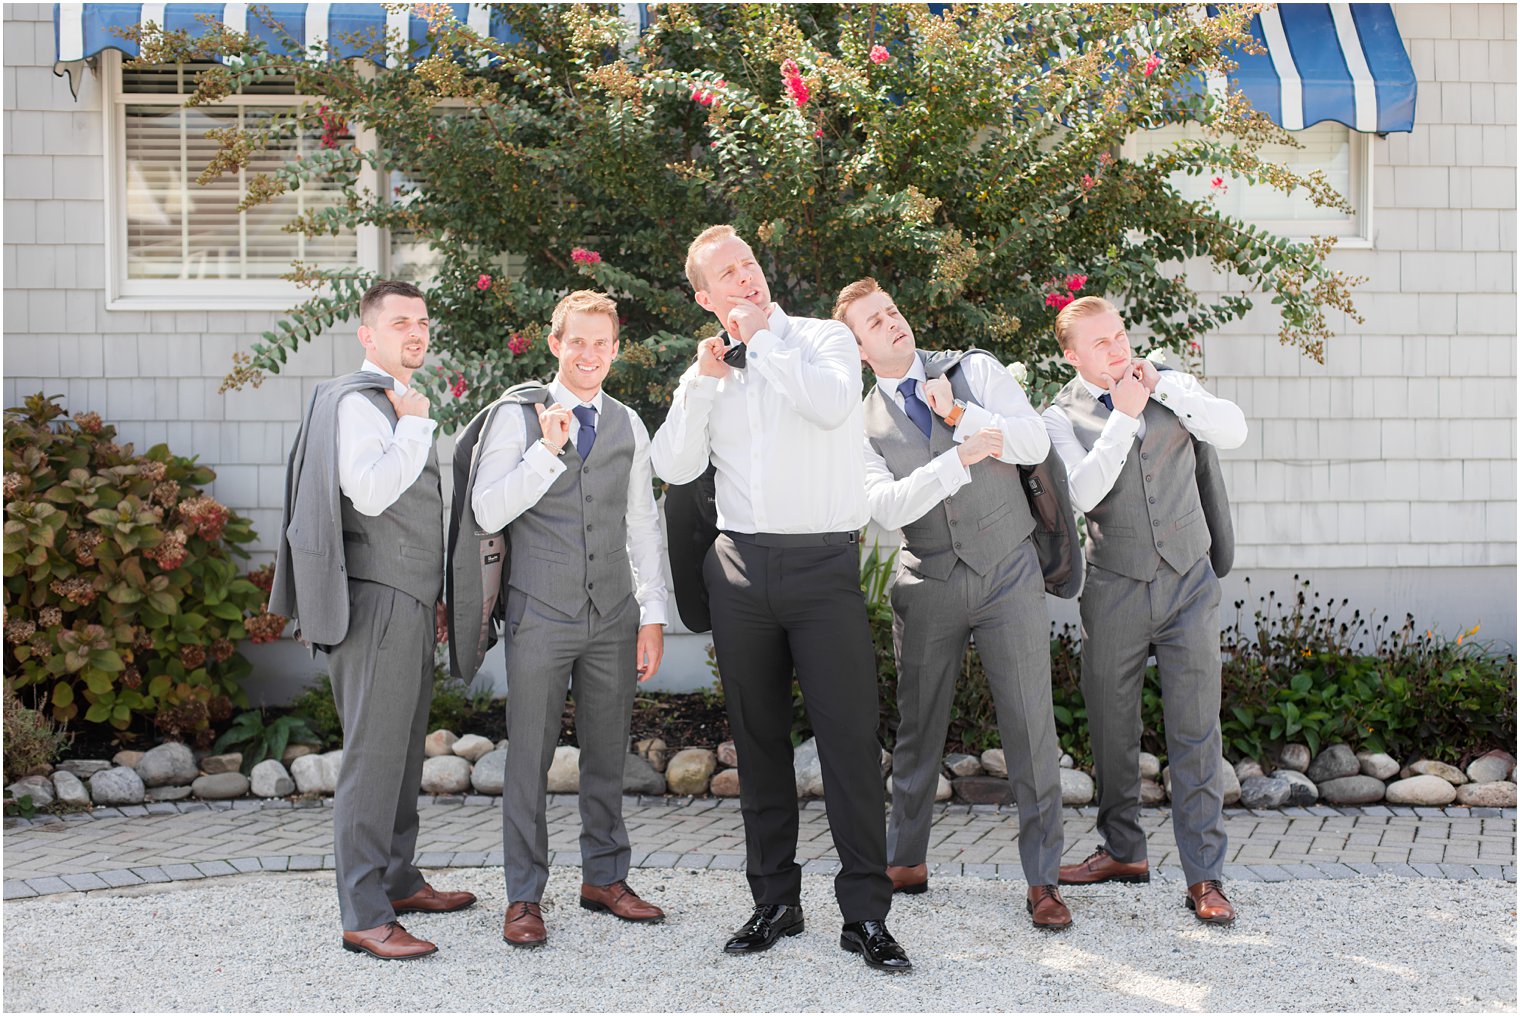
390, 883, 478, 915
503, 901, 547, 947
886, 864, 928, 895
1026, 885, 1073, 930
579, 879, 665, 922
341, 921, 437, 960
1186, 880, 1236, 925
1057, 846, 1150, 885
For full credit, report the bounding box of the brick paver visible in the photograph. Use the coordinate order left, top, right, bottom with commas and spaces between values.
2, 797, 1513, 900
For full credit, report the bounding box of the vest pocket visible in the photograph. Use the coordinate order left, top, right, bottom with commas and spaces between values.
1176, 507, 1202, 530
977, 502, 1012, 530
397, 543, 436, 561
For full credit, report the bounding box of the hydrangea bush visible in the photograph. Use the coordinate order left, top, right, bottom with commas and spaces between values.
131, 2, 1360, 426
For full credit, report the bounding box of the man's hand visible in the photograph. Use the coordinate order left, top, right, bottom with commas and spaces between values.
922, 377, 955, 418
385, 386, 431, 420
696, 335, 732, 380
956, 427, 1003, 466
1131, 357, 1160, 393
635, 624, 665, 683
1101, 371, 1148, 418
435, 601, 448, 645
536, 402, 572, 454
725, 301, 772, 344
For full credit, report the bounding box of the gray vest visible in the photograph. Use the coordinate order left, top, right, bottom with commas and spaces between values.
506, 395, 636, 618
864, 350, 1036, 581
1052, 377, 1211, 582
339, 388, 445, 607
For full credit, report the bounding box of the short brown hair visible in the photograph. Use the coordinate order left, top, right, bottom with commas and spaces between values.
685, 224, 742, 291
832, 277, 883, 325
550, 289, 620, 341
359, 279, 425, 325
1054, 295, 1120, 350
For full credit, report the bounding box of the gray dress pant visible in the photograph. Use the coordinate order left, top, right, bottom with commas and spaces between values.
888, 539, 1064, 885
327, 579, 434, 931
501, 589, 639, 903
1080, 555, 1227, 885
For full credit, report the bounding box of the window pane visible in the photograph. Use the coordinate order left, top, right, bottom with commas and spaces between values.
1129, 122, 1355, 226
123, 103, 357, 281
121, 61, 298, 96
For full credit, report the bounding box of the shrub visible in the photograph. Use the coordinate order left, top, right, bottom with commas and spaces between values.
3, 684, 72, 786
284, 666, 496, 749
287, 674, 343, 750
3, 394, 271, 743
212, 709, 322, 774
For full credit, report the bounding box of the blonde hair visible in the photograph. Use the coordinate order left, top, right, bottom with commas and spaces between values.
1054, 295, 1119, 349
832, 277, 883, 325
685, 224, 743, 291
550, 290, 620, 341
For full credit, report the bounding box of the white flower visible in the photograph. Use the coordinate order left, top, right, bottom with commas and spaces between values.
1007, 361, 1029, 386
1144, 348, 1168, 364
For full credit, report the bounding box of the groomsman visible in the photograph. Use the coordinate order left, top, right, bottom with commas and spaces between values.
835, 278, 1071, 929
467, 290, 670, 948
651, 228, 910, 972
1042, 296, 1247, 925
270, 280, 475, 961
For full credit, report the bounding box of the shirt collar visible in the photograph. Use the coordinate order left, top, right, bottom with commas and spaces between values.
1078, 375, 1110, 401
359, 359, 407, 393
876, 356, 927, 399
550, 376, 604, 414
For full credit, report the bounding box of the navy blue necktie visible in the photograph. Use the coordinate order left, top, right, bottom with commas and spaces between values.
899, 378, 933, 439
573, 404, 597, 460
1098, 392, 1114, 412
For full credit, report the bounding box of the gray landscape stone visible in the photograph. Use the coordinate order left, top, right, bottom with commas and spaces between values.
1058, 753, 1075, 769
199, 753, 242, 776
623, 754, 666, 795
667, 748, 718, 796
716, 741, 738, 767
1139, 777, 1166, 805
1277, 744, 1310, 773
281, 744, 317, 766
470, 748, 507, 795
1318, 775, 1386, 805
1138, 752, 1161, 780
424, 730, 459, 758
1275, 769, 1319, 806
546, 746, 580, 794
945, 753, 982, 778
1235, 758, 1264, 781
634, 738, 667, 773
7, 776, 55, 808
192, 773, 250, 800
710, 768, 740, 797
1305, 744, 1360, 784
111, 750, 144, 769
451, 735, 494, 762
1356, 751, 1400, 781
136, 743, 198, 788
1059, 768, 1094, 806
1220, 761, 1241, 806
794, 738, 824, 798
51, 770, 90, 806
249, 760, 294, 798
290, 752, 339, 796
1239, 775, 1292, 810
1455, 781, 1517, 808
1466, 752, 1516, 785
1404, 760, 1467, 786
89, 767, 145, 805
420, 756, 472, 795
56, 759, 111, 778
1385, 774, 1458, 806
980, 748, 1007, 779
146, 785, 192, 802
953, 776, 1013, 806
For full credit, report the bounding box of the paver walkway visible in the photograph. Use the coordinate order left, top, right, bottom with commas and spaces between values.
3, 796, 1514, 900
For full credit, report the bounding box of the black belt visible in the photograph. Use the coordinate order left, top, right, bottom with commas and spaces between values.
721, 530, 859, 548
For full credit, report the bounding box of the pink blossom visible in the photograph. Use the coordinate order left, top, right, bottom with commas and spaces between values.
868, 45, 890, 64
1081, 174, 1095, 191
1210, 176, 1229, 194
1045, 292, 1074, 311
476, 274, 492, 291
786, 73, 811, 107
570, 247, 602, 265
449, 372, 468, 398
1143, 53, 1161, 76
1189, 340, 1202, 353
1065, 274, 1087, 293
508, 332, 530, 356
710, 140, 719, 148
814, 128, 824, 138
781, 58, 799, 77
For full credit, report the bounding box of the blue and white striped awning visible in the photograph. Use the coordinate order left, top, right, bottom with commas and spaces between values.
54, 2, 1415, 133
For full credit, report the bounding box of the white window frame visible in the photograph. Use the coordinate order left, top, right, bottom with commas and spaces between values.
1121, 122, 1374, 249
101, 49, 386, 310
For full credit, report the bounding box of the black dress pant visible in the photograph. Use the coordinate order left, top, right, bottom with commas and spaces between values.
703, 532, 892, 923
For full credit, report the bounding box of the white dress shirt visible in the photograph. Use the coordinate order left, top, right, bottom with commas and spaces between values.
337, 360, 438, 517
1042, 371, 1248, 514
650, 305, 869, 534
863, 353, 1052, 531
470, 377, 669, 627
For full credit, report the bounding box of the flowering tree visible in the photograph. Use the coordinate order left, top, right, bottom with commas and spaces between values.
139, 2, 1361, 425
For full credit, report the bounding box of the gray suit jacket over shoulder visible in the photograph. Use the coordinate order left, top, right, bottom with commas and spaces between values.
268, 371, 394, 649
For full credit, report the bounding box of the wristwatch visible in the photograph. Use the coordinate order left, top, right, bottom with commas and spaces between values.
942, 399, 968, 427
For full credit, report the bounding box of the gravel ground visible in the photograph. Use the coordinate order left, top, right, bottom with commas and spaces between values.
2, 868, 1514, 1012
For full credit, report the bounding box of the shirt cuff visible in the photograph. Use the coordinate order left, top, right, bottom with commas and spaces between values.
1102, 409, 1143, 440
637, 598, 669, 628
744, 329, 782, 365
393, 415, 437, 443
930, 448, 972, 494
521, 439, 568, 481
686, 375, 720, 400
951, 402, 995, 442
1152, 372, 1187, 409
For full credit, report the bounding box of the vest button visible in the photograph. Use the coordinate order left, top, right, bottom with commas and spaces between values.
586, 524, 592, 531
1145, 475, 1153, 482
1141, 452, 1149, 460
585, 495, 593, 502
587, 582, 594, 589
949, 519, 958, 526
954, 541, 963, 549
1157, 540, 1165, 547
588, 554, 595, 561
1149, 497, 1156, 504
583, 467, 590, 475
1152, 519, 1160, 526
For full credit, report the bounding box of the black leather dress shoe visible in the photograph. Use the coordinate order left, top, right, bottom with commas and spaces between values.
723, 904, 805, 954
840, 920, 912, 972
